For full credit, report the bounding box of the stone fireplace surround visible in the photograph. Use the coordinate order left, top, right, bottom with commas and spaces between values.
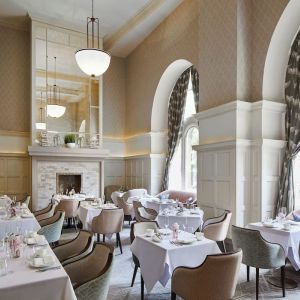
28, 146, 109, 210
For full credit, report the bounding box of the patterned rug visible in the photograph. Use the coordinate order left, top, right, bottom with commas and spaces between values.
62, 226, 300, 299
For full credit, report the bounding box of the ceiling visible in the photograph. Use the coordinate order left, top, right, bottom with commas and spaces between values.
0, 0, 182, 57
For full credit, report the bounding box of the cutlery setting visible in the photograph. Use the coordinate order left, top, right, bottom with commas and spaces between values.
36, 266, 61, 272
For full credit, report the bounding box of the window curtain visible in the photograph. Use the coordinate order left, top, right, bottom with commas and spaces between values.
190, 66, 199, 113
277, 31, 300, 214
161, 68, 191, 191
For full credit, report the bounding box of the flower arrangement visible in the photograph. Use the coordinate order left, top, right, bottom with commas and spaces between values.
172, 222, 179, 240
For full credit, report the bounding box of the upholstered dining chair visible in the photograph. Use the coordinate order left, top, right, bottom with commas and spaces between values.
55, 199, 80, 231
38, 210, 65, 245
34, 203, 53, 216
171, 249, 242, 300
23, 195, 31, 208
91, 208, 124, 253
53, 230, 93, 265
35, 203, 57, 221
132, 200, 158, 222
116, 197, 134, 225
130, 221, 159, 291
231, 225, 286, 300
123, 189, 147, 202
64, 242, 114, 300
104, 185, 121, 204
202, 210, 232, 252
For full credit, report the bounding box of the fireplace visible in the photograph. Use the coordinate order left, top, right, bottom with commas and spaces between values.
56, 173, 82, 194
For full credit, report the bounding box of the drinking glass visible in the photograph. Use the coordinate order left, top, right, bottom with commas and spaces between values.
278, 207, 287, 221
187, 226, 194, 234
164, 216, 169, 231
0, 258, 8, 276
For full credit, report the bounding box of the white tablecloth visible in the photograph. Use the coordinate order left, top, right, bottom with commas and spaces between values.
141, 199, 178, 213
0, 217, 41, 240
0, 196, 11, 207
131, 234, 220, 292
0, 242, 76, 300
157, 210, 204, 231
248, 222, 300, 270
78, 204, 102, 230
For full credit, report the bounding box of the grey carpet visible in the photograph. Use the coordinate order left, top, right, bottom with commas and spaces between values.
62, 226, 300, 299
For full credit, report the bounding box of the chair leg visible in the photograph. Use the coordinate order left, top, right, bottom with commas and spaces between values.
256, 268, 259, 300
141, 274, 144, 300
171, 291, 176, 300
131, 264, 138, 287
281, 266, 285, 297
247, 265, 250, 282
73, 217, 77, 232
222, 240, 226, 253
103, 234, 106, 243
97, 233, 100, 242
117, 233, 123, 254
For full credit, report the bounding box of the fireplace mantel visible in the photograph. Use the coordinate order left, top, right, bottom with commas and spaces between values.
28, 146, 110, 158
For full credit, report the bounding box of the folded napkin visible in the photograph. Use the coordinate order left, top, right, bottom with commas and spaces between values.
292, 212, 300, 222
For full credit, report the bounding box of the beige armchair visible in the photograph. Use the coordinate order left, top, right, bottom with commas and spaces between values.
34, 203, 53, 216
171, 250, 242, 300
53, 230, 93, 265
104, 184, 121, 204
116, 196, 134, 225
123, 189, 147, 202
202, 210, 232, 252
64, 243, 114, 300
36, 203, 57, 221
91, 208, 124, 254
55, 199, 80, 231
132, 200, 157, 222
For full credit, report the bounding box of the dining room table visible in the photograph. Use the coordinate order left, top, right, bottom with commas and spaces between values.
130, 231, 220, 293
140, 198, 178, 213
77, 202, 117, 230
157, 207, 204, 232
247, 221, 300, 271
0, 235, 76, 300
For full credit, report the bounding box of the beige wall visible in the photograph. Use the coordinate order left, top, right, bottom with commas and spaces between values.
0, 25, 30, 133
103, 56, 126, 137
125, 0, 288, 135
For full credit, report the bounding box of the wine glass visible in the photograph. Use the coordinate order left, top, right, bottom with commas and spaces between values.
164, 216, 169, 233
278, 207, 287, 221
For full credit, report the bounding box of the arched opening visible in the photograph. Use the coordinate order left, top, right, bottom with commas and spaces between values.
263, 0, 300, 101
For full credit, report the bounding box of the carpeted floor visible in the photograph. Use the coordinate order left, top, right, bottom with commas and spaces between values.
62, 225, 300, 299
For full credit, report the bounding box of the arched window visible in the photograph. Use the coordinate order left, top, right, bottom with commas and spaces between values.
169, 76, 199, 191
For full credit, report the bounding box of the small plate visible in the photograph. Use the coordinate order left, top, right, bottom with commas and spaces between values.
262, 222, 278, 228
29, 256, 56, 268
21, 214, 34, 218
177, 238, 196, 244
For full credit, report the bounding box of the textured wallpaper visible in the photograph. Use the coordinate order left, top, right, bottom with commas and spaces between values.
103, 56, 126, 137
0, 25, 30, 132
125, 0, 288, 135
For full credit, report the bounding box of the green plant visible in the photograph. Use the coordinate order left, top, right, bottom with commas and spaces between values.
64, 134, 76, 144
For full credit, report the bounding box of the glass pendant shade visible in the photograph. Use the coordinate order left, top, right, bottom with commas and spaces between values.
47, 104, 66, 118
75, 49, 110, 77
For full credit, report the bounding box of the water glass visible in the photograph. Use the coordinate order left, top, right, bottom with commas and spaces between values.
164, 216, 169, 230
0, 258, 8, 276
278, 207, 287, 221
186, 226, 194, 234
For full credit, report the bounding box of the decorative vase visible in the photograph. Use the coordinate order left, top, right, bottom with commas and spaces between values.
66, 143, 76, 148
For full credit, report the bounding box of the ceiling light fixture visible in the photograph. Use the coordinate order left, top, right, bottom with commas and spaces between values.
75, 0, 111, 77
47, 57, 66, 118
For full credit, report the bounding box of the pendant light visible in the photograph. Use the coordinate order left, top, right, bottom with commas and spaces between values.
47, 57, 66, 118
36, 91, 46, 130
75, 0, 111, 77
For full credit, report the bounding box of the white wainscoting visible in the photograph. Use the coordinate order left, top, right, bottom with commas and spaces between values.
104, 158, 125, 187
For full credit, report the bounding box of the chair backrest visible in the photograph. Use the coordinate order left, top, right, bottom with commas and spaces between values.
138, 207, 157, 221
231, 225, 285, 269
55, 199, 79, 218
123, 189, 147, 202
130, 221, 159, 243
116, 197, 133, 215
202, 210, 232, 242
172, 250, 242, 300
104, 185, 121, 203
156, 190, 196, 204
53, 230, 93, 264
64, 242, 114, 297
92, 208, 124, 235
33, 203, 52, 217
38, 210, 65, 243
23, 195, 31, 207
36, 203, 57, 221
132, 200, 143, 221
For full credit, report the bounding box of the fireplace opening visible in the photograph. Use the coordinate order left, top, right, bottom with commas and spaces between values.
56, 173, 82, 194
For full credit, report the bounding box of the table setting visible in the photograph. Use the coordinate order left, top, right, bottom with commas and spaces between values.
157, 206, 204, 232
131, 222, 220, 293
0, 228, 76, 300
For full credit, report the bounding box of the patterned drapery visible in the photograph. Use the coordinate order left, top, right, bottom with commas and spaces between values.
161, 68, 191, 191
190, 66, 199, 113
277, 31, 300, 214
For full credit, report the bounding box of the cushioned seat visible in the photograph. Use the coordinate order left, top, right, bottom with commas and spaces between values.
171, 250, 242, 300
116, 197, 134, 224
55, 199, 80, 231
52, 230, 93, 265
104, 185, 121, 203
232, 225, 286, 299
132, 200, 157, 222
38, 210, 65, 244
35, 203, 57, 221
64, 243, 114, 300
